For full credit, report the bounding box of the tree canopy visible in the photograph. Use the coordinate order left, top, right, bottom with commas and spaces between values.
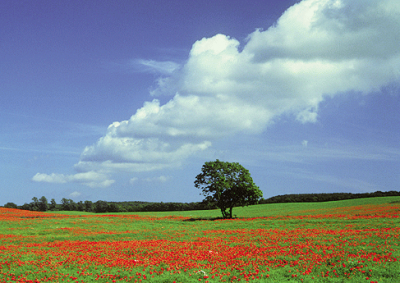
194, 159, 263, 218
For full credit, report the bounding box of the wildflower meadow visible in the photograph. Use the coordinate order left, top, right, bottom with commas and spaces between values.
1, 197, 399, 282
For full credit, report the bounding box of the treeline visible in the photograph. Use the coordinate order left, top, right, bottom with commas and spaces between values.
3, 190, 400, 213
2, 196, 215, 213
259, 190, 400, 204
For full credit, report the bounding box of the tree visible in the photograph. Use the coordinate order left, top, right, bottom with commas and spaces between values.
84, 200, 93, 212
61, 198, 69, 210
20, 203, 31, 211
4, 202, 18, 209
108, 203, 120, 212
94, 200, 109, 213
61, 198, 76, 211
49, 199, 57, 211
76, 201, 84, 211
38, 196, 48, 211
194, 159, 263, 219
30, 197, 39, 211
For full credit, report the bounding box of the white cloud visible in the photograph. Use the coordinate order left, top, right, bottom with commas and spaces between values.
32, 171, 114, 188
34, 0, 400, 186
246, 0, 400, 61
129, 175, 170, 185
134, 59, 180, 75
302, 140, 308, 147
144, 175, 171, 183
69, 191, 81, 198
78, 132, 212, 172
32, 173, 68, 184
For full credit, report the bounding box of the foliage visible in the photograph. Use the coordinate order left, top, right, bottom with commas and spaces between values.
9, 198, 214, 213
84, 200, 93, 212
195, 159, 262, 218
38, 196, 48, 211
3, 202, 17, 209
94, 200, 109, 213
5, 190, 400, 214
261, 190, 400, 204
31, 197, 39, 211
49, 198, 57, 211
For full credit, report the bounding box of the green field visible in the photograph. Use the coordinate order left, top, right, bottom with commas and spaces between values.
1, 197, 400, 282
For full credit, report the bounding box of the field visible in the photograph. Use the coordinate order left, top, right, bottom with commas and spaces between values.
1, 197, 400, 282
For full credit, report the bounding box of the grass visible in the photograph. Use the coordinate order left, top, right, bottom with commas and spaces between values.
1, 196, 400, 282
51, 196, 400, 218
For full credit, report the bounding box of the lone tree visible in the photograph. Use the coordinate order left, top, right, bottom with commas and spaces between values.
195, 159, 263, 219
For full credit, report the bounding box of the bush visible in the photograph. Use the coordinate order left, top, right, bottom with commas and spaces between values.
4, 202, 18, 209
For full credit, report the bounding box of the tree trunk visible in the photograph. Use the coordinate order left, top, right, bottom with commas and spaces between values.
229, 207, 233, 219
221, 208, 227, 219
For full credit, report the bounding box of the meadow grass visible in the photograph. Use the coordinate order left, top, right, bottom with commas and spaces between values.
51, 196, 400, 218
1, 197, 400, 282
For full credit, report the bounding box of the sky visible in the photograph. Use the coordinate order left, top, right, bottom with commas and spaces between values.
1, 0, 400, 206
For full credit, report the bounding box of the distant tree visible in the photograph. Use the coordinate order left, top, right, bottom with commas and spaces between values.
84, 200, 93, 212
61, 198, 76, 211
108, 203, 120, 212
49, 199, 57, 211
69, 199, 77, 211
94, 200, 109, 213
31, 197, 39, 211
194, 159, 263, 219
4, 202, 18, 209
117, 204, 127, 212
76, 201, 84, 211
38, 196, 48, 211
20, 203, 31, 211
61, 198, 69, 210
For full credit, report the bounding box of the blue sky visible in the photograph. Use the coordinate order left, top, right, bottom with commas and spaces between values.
1, 0, 399, 206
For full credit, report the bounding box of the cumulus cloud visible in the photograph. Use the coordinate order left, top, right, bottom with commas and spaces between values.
32, 171, 114, 188
32, 173, 68, 184
33, 0, 400, 186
